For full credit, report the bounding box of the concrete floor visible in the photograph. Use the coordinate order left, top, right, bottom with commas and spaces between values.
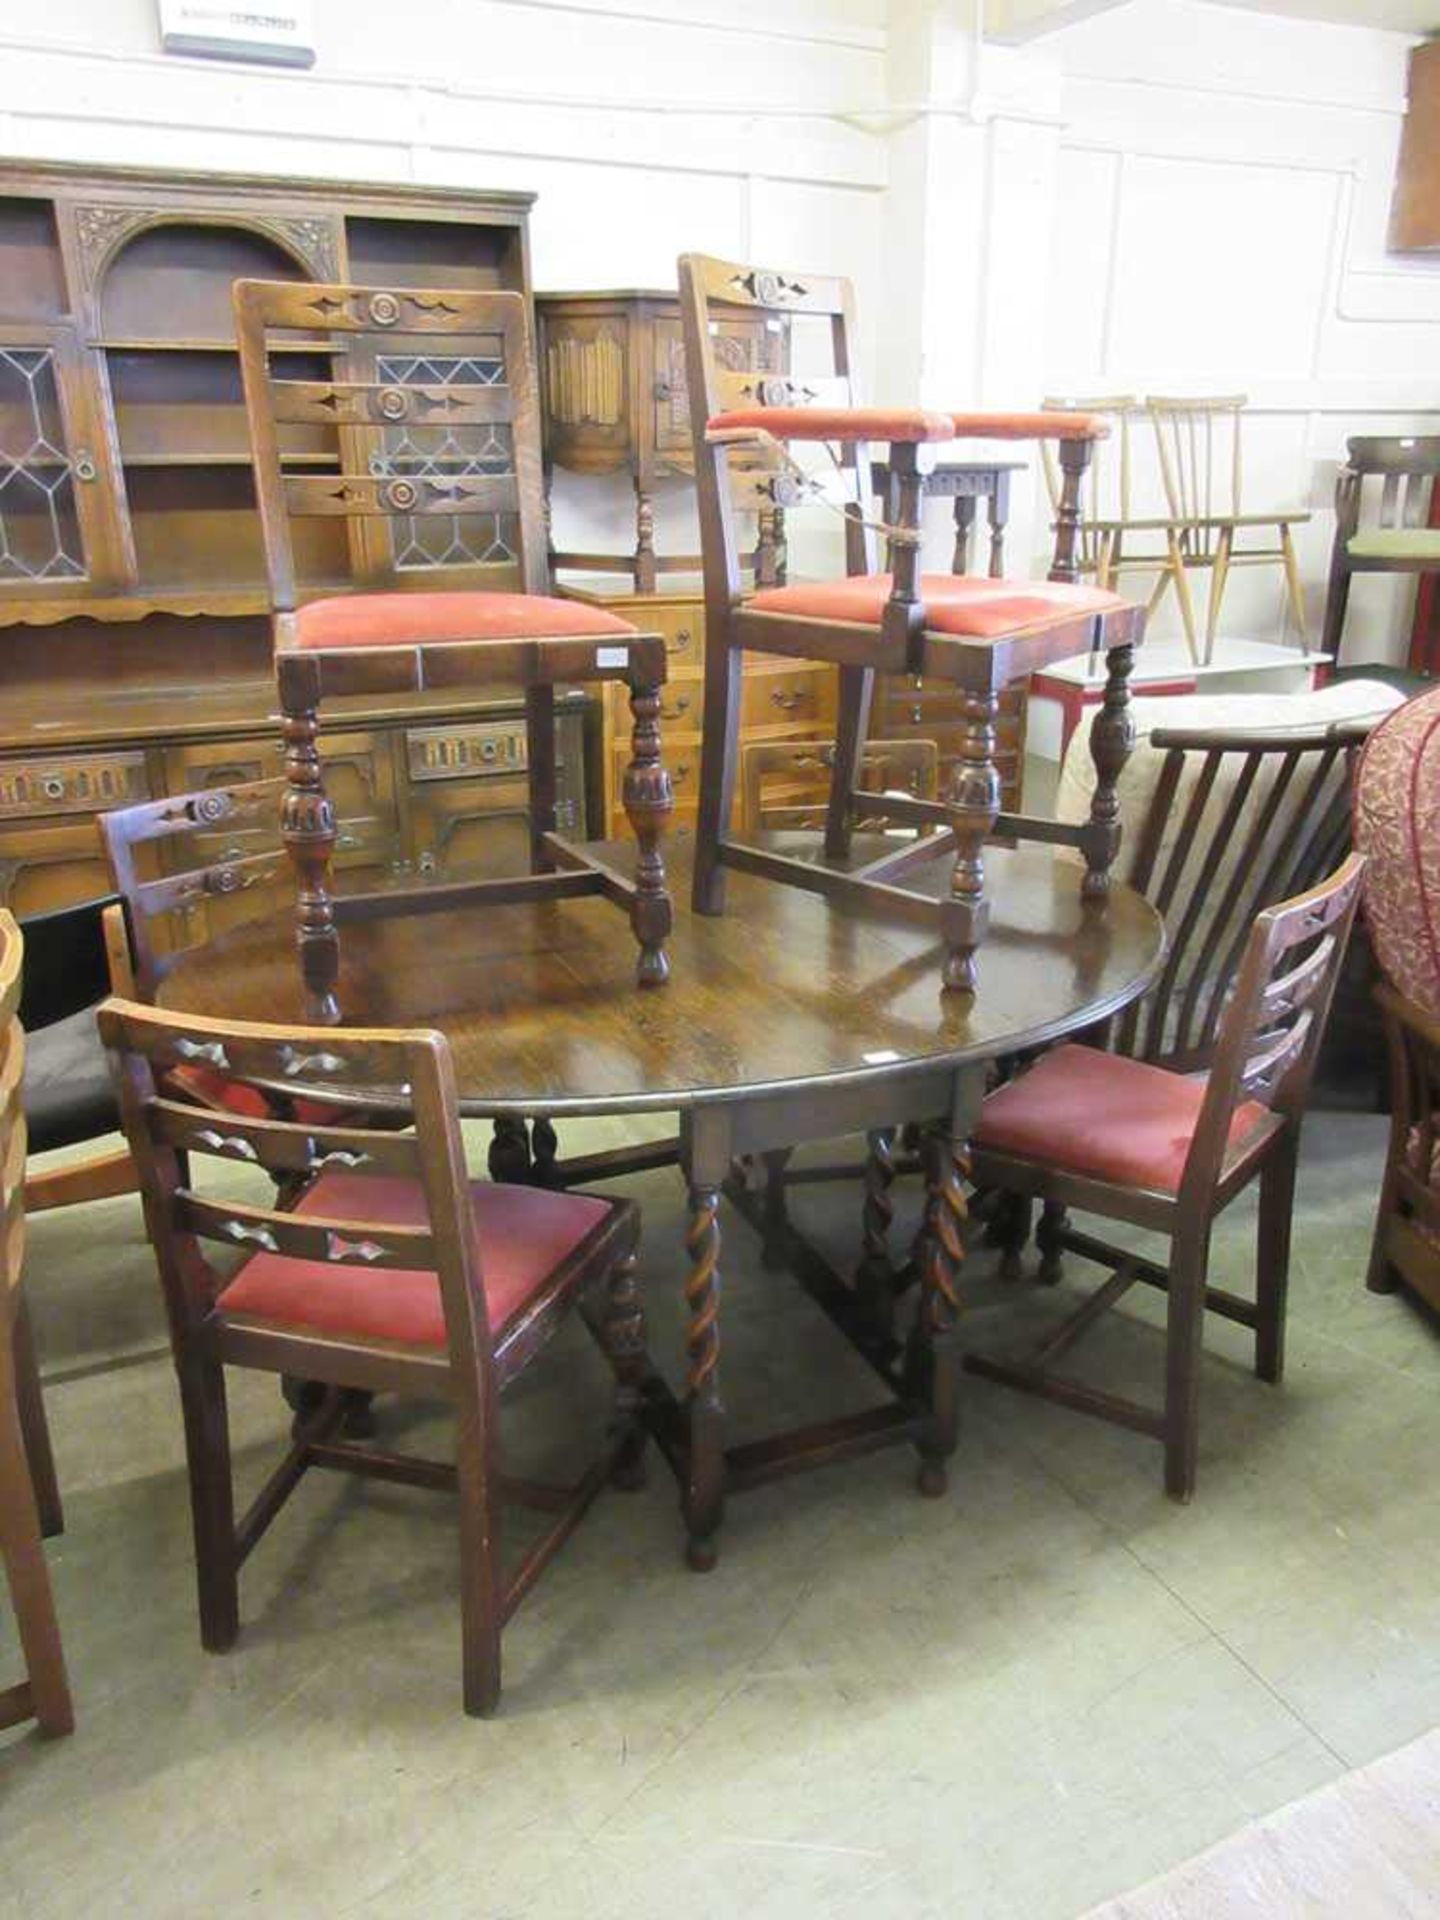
3, 1104, 1438, 1919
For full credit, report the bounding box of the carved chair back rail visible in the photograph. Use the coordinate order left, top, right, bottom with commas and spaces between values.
97, 994, 645, 1717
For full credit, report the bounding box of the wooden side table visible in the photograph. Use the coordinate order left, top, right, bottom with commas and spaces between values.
536, 288, 787, 592
872, 456, 1027, 576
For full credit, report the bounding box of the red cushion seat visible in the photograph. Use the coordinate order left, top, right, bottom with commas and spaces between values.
215, 1170, 612, 1348
745, 572, 1126, 641
164, 1061, 350, 1130
975, 1044, 1270, 1195
295, 590, 635, 652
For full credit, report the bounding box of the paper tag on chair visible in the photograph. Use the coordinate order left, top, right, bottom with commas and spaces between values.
595, 646, 630, 669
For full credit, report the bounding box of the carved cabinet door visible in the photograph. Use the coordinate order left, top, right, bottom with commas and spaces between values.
0, 323, 128, 598
651, 313, 786, 463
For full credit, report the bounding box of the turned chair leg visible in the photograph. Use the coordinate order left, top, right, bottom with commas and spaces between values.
278, 659, 340, 1027
942, 690, 1001, 993
177, 1357, 239, 1653
623, 679, 673, 987
1163, 1228, 1211, 1502
1036, 1200, 1067, 1286
1256, 1136, 1298, 1384
995, 1192, 1033, 1283
1082, 641, 1136, 902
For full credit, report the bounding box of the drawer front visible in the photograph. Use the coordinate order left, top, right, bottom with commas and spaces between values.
648, 602, 703, 667
166, 731, 390, 825
0, 817, 113, 916
406, 720, 537, 784
879, 679, 1026, 746
740, 667, 836, 733
0, 751, 149, 820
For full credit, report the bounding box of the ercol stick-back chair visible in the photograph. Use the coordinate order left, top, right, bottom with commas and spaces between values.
233, 280, 673, 1026
739, 737, 939, 833
678, 252, 1145, 996
0, 911, 74, 1739
971, 852, 1365, 1499
98, 997, 648, 1718
1354, 685, 1440, 1311
1323, 436, 1440, 665
1146, 394, 1310, 665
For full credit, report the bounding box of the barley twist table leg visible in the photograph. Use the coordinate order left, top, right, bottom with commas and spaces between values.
855, 1126, 899, 1336
683, 1183, 725, 1570
909, 1125, 967, 1496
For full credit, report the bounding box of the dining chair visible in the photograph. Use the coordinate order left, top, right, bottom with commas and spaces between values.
678, 251, 1145, 996
1, 910, 75, 1739
1323, 436, 1440, 667
233, 279, 673, 1025
739, 737, 938, 833
1354, 683, 1440, 1310
1146, 394, 1311, 664
18, 895, 137, 1215
98, 996, 648, 1718
969, 852, 1365, 1499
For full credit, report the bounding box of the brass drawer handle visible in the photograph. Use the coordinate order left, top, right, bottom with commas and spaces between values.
73, 450, 97, 483
660, 695, 691, 722
40, 776, 66, 801
670, 628, 692, 652
770, 688, 808, 712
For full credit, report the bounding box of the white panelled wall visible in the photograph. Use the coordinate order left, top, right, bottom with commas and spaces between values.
0, 0, 1433, 662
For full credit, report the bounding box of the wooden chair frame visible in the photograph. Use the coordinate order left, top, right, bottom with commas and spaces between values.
98, 995, 647, 1717
1147, 395, 1309, 665
1, 911, 75, 1738
234, 279, 673, 1025
971, 854, 1365, 1498
1323, 436, 1440, 664
1367, 983, 1440, 1311
680, 252, 1144, 997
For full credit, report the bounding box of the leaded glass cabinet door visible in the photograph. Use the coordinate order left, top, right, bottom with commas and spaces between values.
0, 324, 124, 601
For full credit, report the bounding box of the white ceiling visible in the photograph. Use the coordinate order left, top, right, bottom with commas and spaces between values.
1207, 0, 1435, 28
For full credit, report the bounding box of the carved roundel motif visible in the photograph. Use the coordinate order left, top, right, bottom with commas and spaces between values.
207, 865, 242, 896
368, 292, 402, 327
383, 478, 420, 512
189, 792, 232, 825
754, 271, 783, 306
376, 387, 409, 421
758, 378, 790, 408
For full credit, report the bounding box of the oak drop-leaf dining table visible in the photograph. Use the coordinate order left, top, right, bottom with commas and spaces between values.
157, 834, 1164, 1568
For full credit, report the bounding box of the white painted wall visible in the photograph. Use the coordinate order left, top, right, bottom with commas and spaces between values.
1038, 0, 1438, 663
0, 0, 1433, 663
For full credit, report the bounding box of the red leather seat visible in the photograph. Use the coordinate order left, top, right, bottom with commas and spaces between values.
745, 572, 1126, 642
164, 1062, 349, 1130
295, 591, 634, 651
217, 1170, 613, 1348
975, 1044, 1270, 1194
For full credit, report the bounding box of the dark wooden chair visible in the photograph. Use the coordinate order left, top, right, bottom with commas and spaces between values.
18, 897, 137, 1215
1324, 437, 1440, 665
970, 853, 1365, 1499
98, 996, 648, 1717
678, 251, 1145, 996
740, 737, 938, 833
233, 279, 673, 1025
1, 910, 75, 1739
1022, 715, 1374, 1280
1355, 684, 1440, 1311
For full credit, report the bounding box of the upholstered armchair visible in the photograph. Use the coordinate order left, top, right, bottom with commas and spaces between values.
1354, 685, 1440, 1309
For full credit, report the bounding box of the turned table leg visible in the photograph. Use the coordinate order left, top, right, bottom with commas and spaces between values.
942, 689, 1002, 993
907, 1122, 967, 1496
855, 1126, 899, 1336
487, 1117, 531, 1184
683, 1182, 725, 1570
624, 678, 674, 987
278, 661, 340, 1027
1083, 641, 1137, 901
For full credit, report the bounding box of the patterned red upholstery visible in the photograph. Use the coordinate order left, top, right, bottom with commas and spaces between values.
949, 411, 1111, 442
164, 1062, 349, 1130
707, 407, 955, 445
295, 591, 635, 651
746, 572, 1126, 641
1355, 685, 1440, 1018
216, 1171, 613, 1348
975, 1044, 1270, 1194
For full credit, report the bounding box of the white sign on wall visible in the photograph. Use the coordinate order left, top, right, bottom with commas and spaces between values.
158, 0, 316, 68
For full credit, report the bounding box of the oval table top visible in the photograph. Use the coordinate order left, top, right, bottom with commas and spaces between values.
156, 836, 1165, 1118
